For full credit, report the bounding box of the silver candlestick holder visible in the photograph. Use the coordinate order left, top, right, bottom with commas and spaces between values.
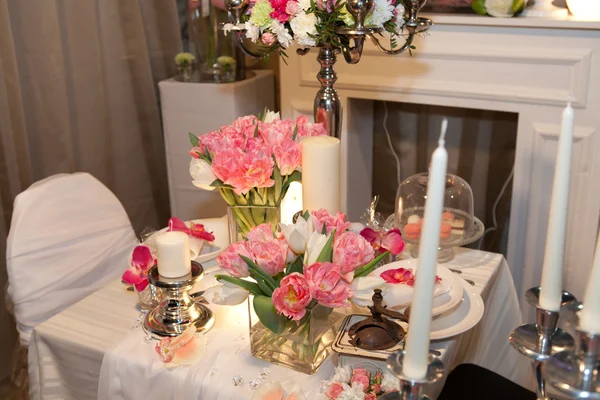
143, 261, 214, 338
509, 286, 576, 399
380, 350, 445, 400
542, 301, 600, 399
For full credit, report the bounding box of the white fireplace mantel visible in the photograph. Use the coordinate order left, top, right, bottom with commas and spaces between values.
279, 14, 600, 313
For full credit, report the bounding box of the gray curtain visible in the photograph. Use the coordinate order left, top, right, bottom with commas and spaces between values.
0, 0, 181, 381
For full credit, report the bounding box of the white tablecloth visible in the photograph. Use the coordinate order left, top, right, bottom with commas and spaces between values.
29, 243, 531, 400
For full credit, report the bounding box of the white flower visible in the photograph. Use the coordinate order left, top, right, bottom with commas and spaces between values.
280, 216, 315, 254
189, 158, 216, 191
290, 11, 318, 47
212, 281, 249, 305
484, 0, 514, 17
381, 371, 400, 392
350, 276, 386, 307
223, 23, 235, 34
298, 0, 312, 11
337, 383, 366, 400
395, 4, 405, 29
263, 110, 280, 123
366, 0, 395, 28
304, 231, 329, 265
270, 20, 293, 48
331, 365, 352, 383
244, 21, 260, 42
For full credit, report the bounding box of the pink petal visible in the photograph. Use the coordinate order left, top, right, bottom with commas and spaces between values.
359, 227, 380, 245
122, 267, 144, 285
134, 279, 149, 292
131, 245, 155, 271
171, 325, 196, 347
189, 222, 216, 242
382, 229, 405, 255
168, 217, 190, 235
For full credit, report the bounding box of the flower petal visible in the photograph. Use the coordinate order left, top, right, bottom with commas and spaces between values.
134, 279, 149, 292
122, 267, 144, 285
131, 245, 155, 271
382, 229, 405, 255
167, 217, 190, 234
251, 381, 285, 400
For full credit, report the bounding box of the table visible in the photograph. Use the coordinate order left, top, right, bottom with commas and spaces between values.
29, 233, 531, 399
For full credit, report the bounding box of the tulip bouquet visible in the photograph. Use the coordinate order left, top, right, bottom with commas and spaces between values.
189, 110, 327, 238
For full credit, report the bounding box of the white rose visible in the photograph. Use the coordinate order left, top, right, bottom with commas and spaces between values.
244, 21, 260, 42
212, 281, 249, 305
263, 110, 280, 123
290, 11, 318, 47
304, 231, 329, 265
280, 216, 314, 254
350, 276, 386, 307
484, 0, 514, 17
189, 158, 216, 191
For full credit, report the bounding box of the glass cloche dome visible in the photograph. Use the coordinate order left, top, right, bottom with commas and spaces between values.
392, 172, 484, 262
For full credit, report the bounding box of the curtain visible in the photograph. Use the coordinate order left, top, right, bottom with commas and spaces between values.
0, 0, 181, 381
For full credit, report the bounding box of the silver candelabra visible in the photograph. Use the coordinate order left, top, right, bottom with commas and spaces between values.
224, 0, 432, 138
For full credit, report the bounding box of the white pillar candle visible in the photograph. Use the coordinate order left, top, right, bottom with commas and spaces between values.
579, 233, 600, 333
301, 136, 340, 213
156, 231, 191, 278
403, 119, 448, 380
539, 102, 574, 311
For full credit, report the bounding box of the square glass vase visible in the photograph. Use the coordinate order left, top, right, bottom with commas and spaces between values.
248, 301, 346, 375
227, 205, 280, 243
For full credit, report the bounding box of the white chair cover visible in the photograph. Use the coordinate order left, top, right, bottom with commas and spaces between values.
6, 173, 138, 346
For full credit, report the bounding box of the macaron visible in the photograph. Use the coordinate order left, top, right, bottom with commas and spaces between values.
404, 223, 421, 240
407, 215, 420, 224
442, 212, 455, 221
440, 223, 452, 239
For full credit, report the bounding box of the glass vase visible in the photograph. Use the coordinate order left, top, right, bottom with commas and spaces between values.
227, 205, 280, 243
137, 284, 163, 312
248, 301, 346, 375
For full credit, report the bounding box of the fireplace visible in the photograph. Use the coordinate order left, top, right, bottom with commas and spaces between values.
280, 14, 600, 316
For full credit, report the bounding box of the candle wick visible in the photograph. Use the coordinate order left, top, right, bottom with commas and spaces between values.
438, 118, 448, 146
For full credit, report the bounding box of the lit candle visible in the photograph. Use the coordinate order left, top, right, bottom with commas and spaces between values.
403, 118, 448, 380
579, 234, 600, 333
301, 136, 340, 213
539, 102, 574, 311
156, 231, 191, 278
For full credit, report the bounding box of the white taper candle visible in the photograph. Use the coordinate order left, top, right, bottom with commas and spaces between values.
301, 136, 340, 213
403, 118, 449, 379
579, 233, 600, 333
156, 231, 191, 278
539, 102, 574, 311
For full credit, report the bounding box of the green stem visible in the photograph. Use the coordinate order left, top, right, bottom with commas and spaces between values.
354, 251, 390, 278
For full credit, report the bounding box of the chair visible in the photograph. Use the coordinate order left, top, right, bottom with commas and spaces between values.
6, 172, 138, 346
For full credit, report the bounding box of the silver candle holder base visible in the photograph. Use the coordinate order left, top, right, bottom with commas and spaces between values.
380, 350, 444, 400
509, 287, 576, 399
542, 301, 600, 399
143, 262, 214, 338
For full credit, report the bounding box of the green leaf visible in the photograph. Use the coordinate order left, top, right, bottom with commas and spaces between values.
316, 229, 335, 262
255, 276, 274, 296
215, 274, 262, 295
254, 123, 259, 138
301, 210, 310, 221
471, 0, 487, 15
209, 179, 231, 189
240, 255, 278, 289
353, 251, 390, 278
285, 256, 304, 275
189, 132, 199, 147
253, 295, 287, 334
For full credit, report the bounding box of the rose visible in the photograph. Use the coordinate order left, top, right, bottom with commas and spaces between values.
303, 231, 329, 265
325, 382, 344, 399
285, 0, 300, 15
216, 242, 253, 277
280, 216, 314, 254
262, 32, 276, 45
350, 276, 386, 307
311, 209, 351, 238
250, 239, 288, 276
212, 280, 249, 305
272, 273, 312, 320
246, 223, 276, 242
303, 262, 352, 308
273, 139, 301, 176
365, 393, 377, 400
333, 231, 374, 281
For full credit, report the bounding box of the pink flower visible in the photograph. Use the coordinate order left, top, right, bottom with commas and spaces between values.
272, 273, 312, 320
212, 148, 275, 195
360, 228, 405, 255
189, 145, 204, 159
232, 115, 259, 131
303, 262, 352, 308
273, 139, 301, 176
325, 382, 344, 399
260, 119, 294, 146
351, 368, 370, 391
380, 267, 414, 285
269, 0, 291, 22
285, 0, 299, 15
246, 223, 276, 242
250, 240, 288, 276
168, 217, 215, 242
333, 231, 374, 281
262, 32, 276, 45
365, 393, 377, 400
311, 209, 351, 238
216, 242, 253, 277
122, 245, 156, 291
245, 136, 268, 153
371, 384, 381, 394
295, 116, 327, 140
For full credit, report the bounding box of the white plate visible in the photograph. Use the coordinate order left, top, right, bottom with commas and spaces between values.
429, 278, 484, 340
371, 259, 464, 317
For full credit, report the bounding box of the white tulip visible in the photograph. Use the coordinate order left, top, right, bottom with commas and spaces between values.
304, 231, 329, 265
485, 0, 514, 17
189, 158, 216, 191
263, 110, 281, 123
280, 216, 315, 254
212, 281, 249, 305
350, 276, 387, 307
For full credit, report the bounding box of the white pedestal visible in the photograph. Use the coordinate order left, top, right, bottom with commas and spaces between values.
159, 70, 275, 221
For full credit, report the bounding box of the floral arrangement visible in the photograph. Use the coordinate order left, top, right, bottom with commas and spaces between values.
189, 110, 327, 236
323, 365, 400, 399
175, 52, 196, 67
471, 0, 525, 17
212, 208, 404, 333
223, 0, 409, 57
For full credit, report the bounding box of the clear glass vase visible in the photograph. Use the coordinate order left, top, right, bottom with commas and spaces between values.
137, 284, 163, 312
248, 301, 346, 375
187, 0, 244, 83
227, 205, 280, 243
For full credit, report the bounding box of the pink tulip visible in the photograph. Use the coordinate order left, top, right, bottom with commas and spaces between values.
294, 116, 327, 140
325, 382, 344, 399
259, 119, 294, 146
360, 227, 405, 255
333, 231, 374, 281
246, 223, 276, 242
216, 242, 253, 278
272, 273, 312, 320
121, 245, 156, 292
189, 145, 204, 159
273, 139, 301, 176
303, 262, 352, 308
311, 209, 351, 238
232, 115, 259, 131
250, 239, 288, 276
